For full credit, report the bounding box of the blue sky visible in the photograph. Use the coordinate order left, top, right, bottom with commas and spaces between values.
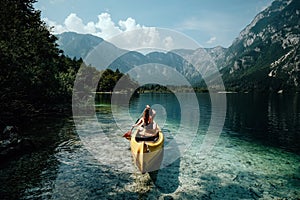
34, 0, 273, 48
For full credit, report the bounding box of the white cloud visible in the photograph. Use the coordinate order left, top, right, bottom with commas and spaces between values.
44, 12, 145, 40
94, 13, 122, 38
85, 21, 97, 33
118, 17, 141, 31
43, 12, 185, 51
207, 36, 216, 44
106, 27, 197, 52
64, 13, 85, 33
163, 36, 174, 49
43, 17, 67, 33
109, 27, 163, 50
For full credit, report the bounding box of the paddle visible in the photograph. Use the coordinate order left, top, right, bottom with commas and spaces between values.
123, 126, 134, 140
123, 111, 144, 140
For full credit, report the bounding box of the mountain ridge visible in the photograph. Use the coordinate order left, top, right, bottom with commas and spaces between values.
55, 0, 300, 92
220, 0, 300, 92
56, 32, 104, 59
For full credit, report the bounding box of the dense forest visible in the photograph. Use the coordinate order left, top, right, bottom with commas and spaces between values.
75, 65, 139, 94
0, 0, 81, 120
0, 0, 207, 129
0, 0, 138, 129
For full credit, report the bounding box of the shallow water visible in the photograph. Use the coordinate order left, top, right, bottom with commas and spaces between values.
0, 93, 299, 199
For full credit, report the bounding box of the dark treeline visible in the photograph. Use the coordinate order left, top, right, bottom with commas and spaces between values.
97, 69, 138, 92
0, 0, 139, 127
137, 84, 208, 93
0, 0, 208, 129
74, 65, 138, 93
0, 0, 82, 125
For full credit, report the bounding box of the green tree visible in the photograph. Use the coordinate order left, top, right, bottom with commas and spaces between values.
0, 0, 81, 117
97, 69, 138, 92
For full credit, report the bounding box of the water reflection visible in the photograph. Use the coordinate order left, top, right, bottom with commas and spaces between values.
225, 93, 300, 154
149, 140, 181, 194
267, 94, 300, 153
1, 93, 300, 199
0, 117, 74, 200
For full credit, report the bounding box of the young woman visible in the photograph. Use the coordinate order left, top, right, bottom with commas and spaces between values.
132, 105, 158, 141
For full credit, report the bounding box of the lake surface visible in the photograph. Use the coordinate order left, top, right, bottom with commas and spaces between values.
0, 93, 299, 199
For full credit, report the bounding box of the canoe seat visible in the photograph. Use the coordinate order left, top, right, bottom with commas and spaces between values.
135, 132, 159, 142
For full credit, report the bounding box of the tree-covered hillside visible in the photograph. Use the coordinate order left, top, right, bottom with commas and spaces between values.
0, 0, 139, 127
0, 0, 82, 121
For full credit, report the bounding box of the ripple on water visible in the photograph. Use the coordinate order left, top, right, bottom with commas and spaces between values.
2, 93, 300, 199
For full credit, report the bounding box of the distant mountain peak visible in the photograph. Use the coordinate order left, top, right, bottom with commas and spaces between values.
56, 0, 300, 92
236, 0, 294, 47
56, 32, 104, 59
222, 0, 300, 92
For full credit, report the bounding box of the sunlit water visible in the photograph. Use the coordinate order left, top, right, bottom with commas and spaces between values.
0, 93, 299, 199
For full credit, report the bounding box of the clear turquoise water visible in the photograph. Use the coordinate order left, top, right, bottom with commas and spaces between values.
0, 93, 299, 199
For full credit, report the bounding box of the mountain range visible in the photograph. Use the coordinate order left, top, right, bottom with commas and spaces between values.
56, 0, 300, 92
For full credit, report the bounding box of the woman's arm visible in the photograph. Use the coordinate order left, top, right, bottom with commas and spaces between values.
151, 109, 156, 120
132, 118, 143, 127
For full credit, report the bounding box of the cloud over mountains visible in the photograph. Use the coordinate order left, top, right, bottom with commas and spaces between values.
44, 12, 143, 40
45, 13, 203, 51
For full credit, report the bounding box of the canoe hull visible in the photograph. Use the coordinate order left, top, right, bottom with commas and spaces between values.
130, 127, 164, 173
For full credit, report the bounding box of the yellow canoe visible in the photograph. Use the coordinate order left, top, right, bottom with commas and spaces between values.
130, 125, 164, 173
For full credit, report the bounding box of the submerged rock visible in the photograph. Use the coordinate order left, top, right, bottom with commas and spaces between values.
249, 187, 263, 199
1, 126, 19, 141
0, 125, 35, 162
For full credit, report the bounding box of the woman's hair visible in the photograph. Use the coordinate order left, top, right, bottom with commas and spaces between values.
143, 108, 150, 126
